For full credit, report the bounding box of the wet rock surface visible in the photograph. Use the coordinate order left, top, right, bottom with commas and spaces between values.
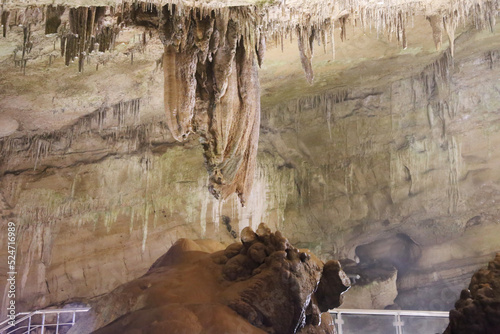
68, 224, 349, 334
444, 253, 500, 334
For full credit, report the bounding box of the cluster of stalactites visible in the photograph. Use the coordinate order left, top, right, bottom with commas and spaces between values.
425, 0, 498, 57
347, 0, 499, 55
265, 0, 499, 82
0, 5, 122, 72
161, 5, 265, 205
57, 6, 121, 72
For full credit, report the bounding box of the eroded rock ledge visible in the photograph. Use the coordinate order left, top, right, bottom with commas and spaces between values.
67, 224, 350, 334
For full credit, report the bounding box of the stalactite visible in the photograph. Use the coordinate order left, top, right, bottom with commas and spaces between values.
297, 25, 315, 85
45, 5, 65, 34
2, 0, 496, 77
443, 10, 459, 58
1, 10, 10, 37
161, 7, 198, 141
256, 30, 266, 67
160, 5, 263, 205
487, 50, 499, 68
262, 88, 349, 128
2, 0, 500, 199
20, 24, 32, 74
427, 14, 444, 51
339, 15, 348, 42
420, 49, 452, 101
59, 6, 119, 72
397, 11, 407, 49
330, 20, 335, 60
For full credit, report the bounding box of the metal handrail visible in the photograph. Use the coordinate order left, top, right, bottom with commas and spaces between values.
329, 308, 450, 334
6, 322, 78, 334
0, 312, 37, 332
330, 308, 449, 317
2, 307, 447, 333
0, 314, 30, 328
0, 307, 90, 334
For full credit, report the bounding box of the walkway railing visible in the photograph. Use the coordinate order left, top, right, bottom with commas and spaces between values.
1, 307, 447, 333
0, 307, 90, 334
330, 309, 450, 334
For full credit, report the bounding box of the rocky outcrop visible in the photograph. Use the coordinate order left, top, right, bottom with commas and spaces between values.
339, 260, 398, 309
444, 253, 500, 334
68, 224, 349, 334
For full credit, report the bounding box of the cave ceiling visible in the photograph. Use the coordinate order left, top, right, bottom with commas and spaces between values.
1, 0, 498, 199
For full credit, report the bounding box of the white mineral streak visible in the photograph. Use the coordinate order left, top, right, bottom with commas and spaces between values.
199, 177, 209, 237
236, 166, 268, 232
447, 135, 461, 213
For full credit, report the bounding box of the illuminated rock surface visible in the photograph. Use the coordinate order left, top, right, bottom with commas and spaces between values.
67, 225, 350, 334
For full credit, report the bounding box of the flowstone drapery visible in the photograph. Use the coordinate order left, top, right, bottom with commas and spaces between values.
161, 6, 263, 205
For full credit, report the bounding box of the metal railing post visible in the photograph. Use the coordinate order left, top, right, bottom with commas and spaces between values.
27, 315, 32, 333
329, 308, 448, 334
335, 312, 344, 334
56, 312, 60, 334
72, 311, 76, 325
40, 313, 45, 334
393, 312, 404, 334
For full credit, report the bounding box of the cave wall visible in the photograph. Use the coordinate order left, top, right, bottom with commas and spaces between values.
258, 26, 500, 309
1, 3, 500, 315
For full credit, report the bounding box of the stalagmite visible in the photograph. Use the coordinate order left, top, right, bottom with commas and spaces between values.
68, 226, 350, 334
444, 253, 500, 334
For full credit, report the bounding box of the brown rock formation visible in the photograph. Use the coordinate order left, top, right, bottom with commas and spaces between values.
161, 6, 262, 205
67, 224, 350, 334
339, 259, 399, 309
444, 253, 500, 334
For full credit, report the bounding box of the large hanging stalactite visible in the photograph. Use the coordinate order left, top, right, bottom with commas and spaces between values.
161, 8, 198, 141
161, 6, 262, 205
297, 24, 315, 84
